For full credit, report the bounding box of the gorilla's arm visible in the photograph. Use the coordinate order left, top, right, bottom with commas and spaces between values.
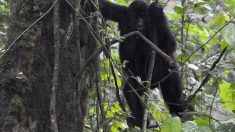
149, 2, 177, 55
99, 0, 128, 22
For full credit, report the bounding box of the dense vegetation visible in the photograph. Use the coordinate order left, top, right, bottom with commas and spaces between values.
0, 0, 235, 131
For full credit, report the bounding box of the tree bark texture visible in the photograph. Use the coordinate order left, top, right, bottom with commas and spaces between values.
0, 0, 98, 131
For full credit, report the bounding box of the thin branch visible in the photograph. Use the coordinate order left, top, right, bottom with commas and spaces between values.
142, 51, 156, 131
183, 21, 231, 64
178, 112, 220, 124
73, 30, 173, 115
209, 80, 218, 125
0, 0, 58, 60
95, 70, 106, 132
66, 0, 173, 78
186, 47, 227, 105
76, 31, 173, 81
73, 31, 175, 119
110, 62, 126, 112
96, 97, 100, 132
142, 29, 158, 131
150, 69, 174, 87
135, 31, 174, 64
98, 40, 151, 115
50, 0, 60, 131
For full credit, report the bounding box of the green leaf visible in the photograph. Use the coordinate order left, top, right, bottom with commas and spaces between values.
173, 5, 189, 14
111, 125, 118, 132
225, 0, 235, 7
224, 0, 235, 14
194, 117, 209, 126
183, 121, 197, 132
173, 6, 183, 14
187, 24, 209, 42
106, 110, 114, 118
182, 121, 212, 132
222, 23, 235, 49
177, 53, 190, 64
194, 4, 211, 14
148, 102, 168, 121
220, 40, 229, 50
183, 5, 189, 14
213, 12, 226, 27
161, 116, 181, 132
111, 120, 125, 131
219, 81, 235, 110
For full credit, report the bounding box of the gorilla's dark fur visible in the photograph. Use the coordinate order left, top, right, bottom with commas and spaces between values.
99, 0, 184, 127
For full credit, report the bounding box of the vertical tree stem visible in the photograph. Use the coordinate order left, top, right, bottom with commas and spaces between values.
141, 29, 157, 131
50, 0, 59, 131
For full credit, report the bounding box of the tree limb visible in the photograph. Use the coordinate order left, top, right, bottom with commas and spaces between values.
186, 47, 227, 105
76, 31, 173, 81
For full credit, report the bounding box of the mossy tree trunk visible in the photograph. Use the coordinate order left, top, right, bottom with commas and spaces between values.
0, 0, 98, 131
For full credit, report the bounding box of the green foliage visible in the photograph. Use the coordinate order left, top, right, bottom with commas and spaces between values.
216, 122, 235, 132
87, 0, 235, 131
194, 2, 211, 14
2, 0, 235, 130
213, 13, 227, 27
193, 117, 210, 127
182, 121, 212, 132
148, 102, 169, 121
161, 116, 181, 132
222, 23, 235, 49
173, 5, 189, 15
224, 0, 235, 15
219, 81, 235, 111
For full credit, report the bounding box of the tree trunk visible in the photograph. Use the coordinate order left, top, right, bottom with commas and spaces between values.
0, 0, 97, 131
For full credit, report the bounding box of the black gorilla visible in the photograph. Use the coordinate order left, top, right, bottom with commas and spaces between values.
99, 0, 184, 127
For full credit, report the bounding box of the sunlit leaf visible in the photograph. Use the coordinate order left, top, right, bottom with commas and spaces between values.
111, 125, 118, 132
106, 110, 114, 118
220, 40, 229, 50
225, 0, 235, 14
111, 120, 125, 131
213, 12, 226, 27
219, 81, 235, 110
173, 6, 183, 14
194, 117, 210, 126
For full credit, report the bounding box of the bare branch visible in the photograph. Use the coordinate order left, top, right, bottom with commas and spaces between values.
186, 47, 227, 105
76, 31, 173, 81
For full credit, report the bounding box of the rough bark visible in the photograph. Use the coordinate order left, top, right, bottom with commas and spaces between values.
0, 0, 97, 131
